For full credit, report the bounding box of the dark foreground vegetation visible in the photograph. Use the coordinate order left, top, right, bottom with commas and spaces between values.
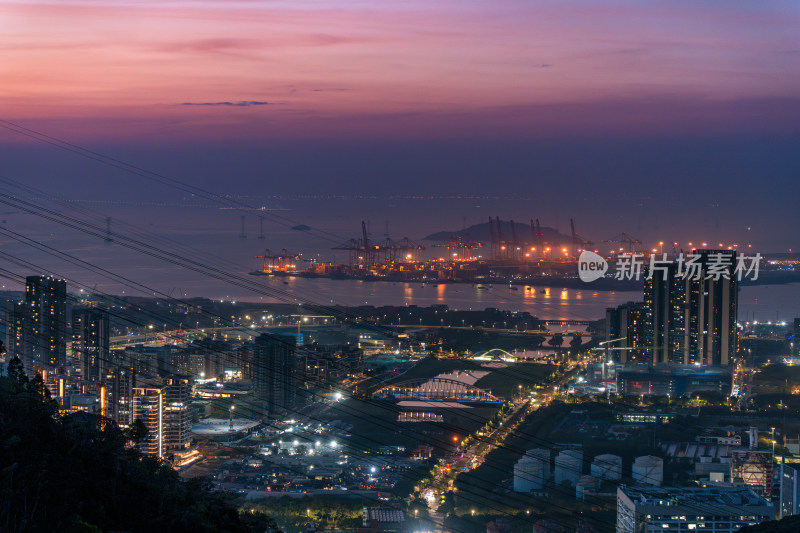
0, 355, 275, 533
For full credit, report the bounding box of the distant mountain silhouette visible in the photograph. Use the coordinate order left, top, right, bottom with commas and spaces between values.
424, 220, 574, 245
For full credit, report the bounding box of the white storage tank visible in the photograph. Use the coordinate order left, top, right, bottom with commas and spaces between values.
525, 448, 551, 479
632, 455, 663, 486
575, 475, 598, 501
554, 450, 582, 487
590, 454, 622, 481
513, 456, 545, 492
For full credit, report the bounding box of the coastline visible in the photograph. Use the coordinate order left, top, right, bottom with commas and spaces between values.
249, 269, 800, 292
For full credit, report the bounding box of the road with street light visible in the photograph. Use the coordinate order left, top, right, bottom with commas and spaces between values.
417, 360, 582, 528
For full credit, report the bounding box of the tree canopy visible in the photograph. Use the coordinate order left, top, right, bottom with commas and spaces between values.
0, 357, 276, 533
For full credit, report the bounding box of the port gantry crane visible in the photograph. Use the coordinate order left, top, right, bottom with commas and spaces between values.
488, 216, 498, 259
432, 236, 483, 262
495, 215, 507, 260
332, 220, 377, 267
570, 218, 595, 257
488, 216, 570, 260
488, 216, 523, 260
602, 232, 642, 254
375, 236, 425, 263
529, 219, 540, 257
254, 248, 302, 273
332, 221, 424, 268
509, 219, 520, 260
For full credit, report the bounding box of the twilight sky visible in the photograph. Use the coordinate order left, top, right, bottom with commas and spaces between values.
1, 0, 799, 250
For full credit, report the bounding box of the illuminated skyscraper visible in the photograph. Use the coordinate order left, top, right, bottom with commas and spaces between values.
107, 366, 135, 427
72, 307, 110, 382
25, 275, 67, 368
131, 383, 163, 457
780, 462, 800, 518
605, 301, 645, 363
162, 376, 192, 459
253, 334, 297, 419
686, 250, 738, 366
131, 376, 192, 458
5, 302, 31, 364
643, 250, 737, 366
644, 261, 685, 364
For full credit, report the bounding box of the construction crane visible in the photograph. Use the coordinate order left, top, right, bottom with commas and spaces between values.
603, 232, 642, 254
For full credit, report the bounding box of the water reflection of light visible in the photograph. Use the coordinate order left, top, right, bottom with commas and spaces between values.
437, 283, 446, 302
560, 289, 568, 300
221, 278, 650, 319
524, 286, 535, 299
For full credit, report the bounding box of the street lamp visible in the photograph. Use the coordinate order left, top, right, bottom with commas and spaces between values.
771, 427, 776, 463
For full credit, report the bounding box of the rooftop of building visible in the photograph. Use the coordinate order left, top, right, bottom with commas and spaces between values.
192, 418, 262, 435
619, 485, 772, 509
619, 364, 733, 376
661, 442, 732, 459
196, 380, 253, 395
364, 508, 405, 523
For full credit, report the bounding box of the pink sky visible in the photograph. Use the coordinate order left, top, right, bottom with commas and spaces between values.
1, 0, 799, 140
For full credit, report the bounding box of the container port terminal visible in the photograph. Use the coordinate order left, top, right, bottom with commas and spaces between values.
250, 218, 800, 288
